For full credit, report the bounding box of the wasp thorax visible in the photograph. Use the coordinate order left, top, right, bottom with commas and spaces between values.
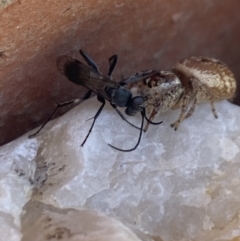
105, 86, 132, 107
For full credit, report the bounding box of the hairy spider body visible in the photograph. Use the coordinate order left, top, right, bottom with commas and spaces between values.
123, 57, 237, 131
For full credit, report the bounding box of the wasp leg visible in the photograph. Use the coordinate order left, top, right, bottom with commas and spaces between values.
79, 49, 101, 73
108, 54, 118, 77
29, 99, 79, 138
111, 104, 141, 130
143, 109, 158, 132
81, 95, 105, 146
144, 109, 162, 132
108, 109, 145, 152
29, 90, 92, 138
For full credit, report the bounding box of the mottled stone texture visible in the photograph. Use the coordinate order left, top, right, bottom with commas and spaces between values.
1, 98, 240, 241
0, 0, 240, 145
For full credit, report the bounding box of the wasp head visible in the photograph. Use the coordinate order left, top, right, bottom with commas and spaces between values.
125, 96, 145, 116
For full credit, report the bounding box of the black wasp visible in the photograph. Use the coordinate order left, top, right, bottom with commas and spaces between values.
29, 49, 162, 151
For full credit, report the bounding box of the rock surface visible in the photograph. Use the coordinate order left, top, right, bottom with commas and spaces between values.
21, 202, 142, 241
0, 97, 240, 241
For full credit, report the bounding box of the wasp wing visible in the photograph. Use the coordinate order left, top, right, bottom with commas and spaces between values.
120, 70, 160, 86
56, 55, 120, 101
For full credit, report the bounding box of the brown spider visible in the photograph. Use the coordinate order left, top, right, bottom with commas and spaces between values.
122, 57, 237, 131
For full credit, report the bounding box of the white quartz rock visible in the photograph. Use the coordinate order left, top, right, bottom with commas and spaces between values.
0, 137, 37, 241
1, 96, 240, 241
21, 201, 142, 241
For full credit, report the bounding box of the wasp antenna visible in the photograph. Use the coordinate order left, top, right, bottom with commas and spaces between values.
108, 54, 118, 76
144, 112, 163, 125
108, 109, 145, 152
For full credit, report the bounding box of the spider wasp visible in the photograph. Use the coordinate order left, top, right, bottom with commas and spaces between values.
29, 50, 162, 152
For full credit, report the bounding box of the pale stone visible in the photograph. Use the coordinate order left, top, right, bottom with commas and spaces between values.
0, 138, 37, 241
1, 97, 240, 241
21, 201, 142, 241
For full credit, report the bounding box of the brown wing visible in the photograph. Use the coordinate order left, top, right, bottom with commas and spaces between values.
56, 55, 120, 101
120, 70, 160, 86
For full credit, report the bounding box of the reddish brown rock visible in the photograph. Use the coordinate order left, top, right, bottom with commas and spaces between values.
0, 0, 240, 145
